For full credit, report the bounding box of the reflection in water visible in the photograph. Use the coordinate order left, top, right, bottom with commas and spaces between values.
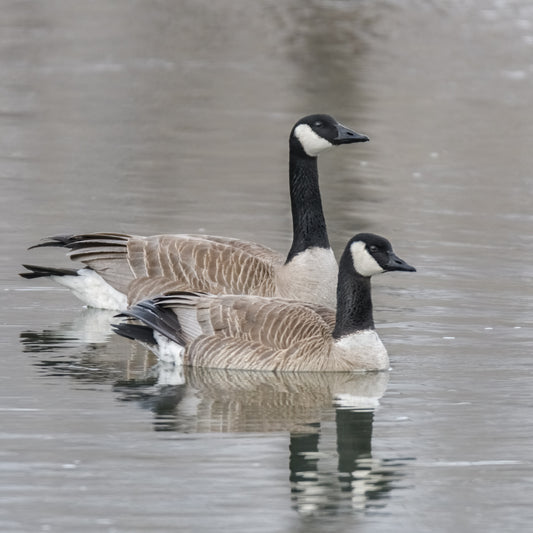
20, 307, 116, 348
289, 410, 407, 515
20, 308, 153, 382
114, 376, 190, 424
21, 314, 411, 516
116, 365, 411, 515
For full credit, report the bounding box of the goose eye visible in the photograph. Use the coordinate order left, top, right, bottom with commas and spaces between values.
368, 245, 379, 253
313, 121, 323, 128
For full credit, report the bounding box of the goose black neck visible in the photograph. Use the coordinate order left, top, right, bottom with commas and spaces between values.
332, 253, 375, 338
285, 151, 329, 263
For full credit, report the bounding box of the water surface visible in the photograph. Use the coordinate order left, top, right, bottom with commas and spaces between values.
2, 1, 533, 531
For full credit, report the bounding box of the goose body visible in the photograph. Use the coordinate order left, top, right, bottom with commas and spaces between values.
20, 115, 368, 311
114, 233, 416, 372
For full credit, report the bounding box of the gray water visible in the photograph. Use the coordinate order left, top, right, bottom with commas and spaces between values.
2, 1, 533, 531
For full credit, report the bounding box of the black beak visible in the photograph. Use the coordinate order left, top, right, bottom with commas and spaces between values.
333, 123, 369, 145
384, 252, 416, 272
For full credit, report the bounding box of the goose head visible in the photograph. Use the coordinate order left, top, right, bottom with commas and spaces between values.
291, 114, 369, 157
332, 233, 415, 338
347, 233, 416, 278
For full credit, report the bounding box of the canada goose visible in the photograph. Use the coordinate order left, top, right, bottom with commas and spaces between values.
113, 233, 416, 372
20, 114, 369, 311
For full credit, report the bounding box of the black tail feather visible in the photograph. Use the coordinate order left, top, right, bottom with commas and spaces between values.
28, 235, 76, 250
116, 299, 184, 345
28, 233, 130, 251
112, 323, 157, 345
19, 264, 80, 279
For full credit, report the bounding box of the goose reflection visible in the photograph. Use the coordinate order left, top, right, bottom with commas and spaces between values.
289, 408, 405, 515
19, 307, 153, 381
20, 308, 116, 351
116, 364, 408, 515
20, 315, 407, 516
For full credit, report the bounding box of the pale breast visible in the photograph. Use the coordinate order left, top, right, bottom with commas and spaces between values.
275, 247, 338, 307
330, 330, 390, 372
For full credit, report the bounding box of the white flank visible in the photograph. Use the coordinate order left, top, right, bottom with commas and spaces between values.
294, 124, 333, 157
51, 269, 128, 310
350, 241, 384, 277
153, 331, 185, 365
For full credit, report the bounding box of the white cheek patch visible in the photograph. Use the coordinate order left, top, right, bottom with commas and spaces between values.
294, 124, 333, 156
350, 241, 384, 277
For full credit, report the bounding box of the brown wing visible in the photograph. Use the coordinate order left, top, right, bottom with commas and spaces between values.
125, 234, 284, 303
162, 294, 334, 371
38, 232, 284, 298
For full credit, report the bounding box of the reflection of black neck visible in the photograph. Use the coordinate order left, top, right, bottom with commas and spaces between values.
336, 409, 374, 472
286, 150, 329, 263
289, 424, 320, 486
288, 409, 405, 515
